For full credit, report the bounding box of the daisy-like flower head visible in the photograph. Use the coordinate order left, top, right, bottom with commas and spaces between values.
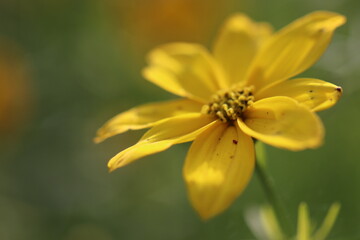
95, 11, 346, 220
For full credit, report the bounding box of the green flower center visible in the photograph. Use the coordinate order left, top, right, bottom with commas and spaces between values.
202, 86, 255, 122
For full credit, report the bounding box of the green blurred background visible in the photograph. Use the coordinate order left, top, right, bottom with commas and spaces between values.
0, 0, 359, 239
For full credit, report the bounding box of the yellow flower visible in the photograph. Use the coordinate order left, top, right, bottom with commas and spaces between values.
95, 11, 345, 220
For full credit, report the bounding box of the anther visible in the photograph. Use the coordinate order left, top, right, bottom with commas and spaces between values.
204, 86, 255, 122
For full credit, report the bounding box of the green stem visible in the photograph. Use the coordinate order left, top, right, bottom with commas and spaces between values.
255, 161, 292, 237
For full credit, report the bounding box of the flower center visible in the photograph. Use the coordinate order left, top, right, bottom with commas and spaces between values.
202, 86, 255, 122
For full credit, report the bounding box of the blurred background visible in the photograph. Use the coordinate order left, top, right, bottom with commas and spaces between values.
0, 0, 359, 239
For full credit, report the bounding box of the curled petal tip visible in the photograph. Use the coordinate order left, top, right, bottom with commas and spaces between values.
107, 163, 118, 173
93, 136, 103, 144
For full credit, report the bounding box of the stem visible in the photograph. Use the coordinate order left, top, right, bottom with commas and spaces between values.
255, 161, 292, 237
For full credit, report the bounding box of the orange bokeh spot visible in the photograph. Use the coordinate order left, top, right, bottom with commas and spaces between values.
0, 39, 32, 136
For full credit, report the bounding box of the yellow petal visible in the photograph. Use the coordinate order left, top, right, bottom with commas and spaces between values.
297, 203, 311, 240
213, 13, 272, 86
143, 43, 227, 102
183, 123, 254, 220
94, 99, 202, 143
247, 11, 346, 90
238, 96, 324, 151
255, 78, 342, 112
108, 113, 219, 171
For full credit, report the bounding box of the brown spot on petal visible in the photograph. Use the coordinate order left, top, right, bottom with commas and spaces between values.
232, 139, 238, 144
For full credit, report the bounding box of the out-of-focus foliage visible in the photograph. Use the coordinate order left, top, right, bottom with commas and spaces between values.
246, 202, 341, 240
0, 0, 359, 239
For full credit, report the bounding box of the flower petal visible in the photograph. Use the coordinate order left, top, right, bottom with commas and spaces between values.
238, 96, 324, 151
94, 99, 202, 143
255, 78, 342, 112
247, 11, 346, 90
108, 113, 219, 171
143, 43, 227, 102
213, 13, 272, 86
183, 123, 255, 220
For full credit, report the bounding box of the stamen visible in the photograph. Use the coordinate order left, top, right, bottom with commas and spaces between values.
203, 86, 255, 122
